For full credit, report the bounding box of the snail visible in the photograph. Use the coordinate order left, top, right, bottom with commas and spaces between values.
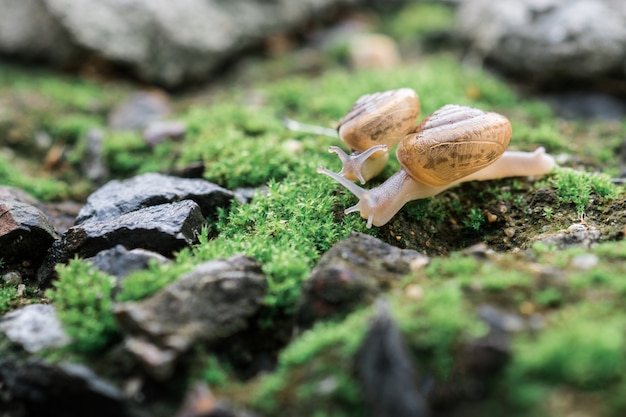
331, 88, 420, 184
318, 104, 556, 228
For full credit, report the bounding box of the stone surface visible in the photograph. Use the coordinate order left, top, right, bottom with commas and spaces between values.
0, 194, 59, 276
356, 301, 430, 417
457, 0, 626, 81
114, 255, 267, 379
86, 245, 170, 279
532, 222, 602, 249
0, 0, 365, 86
37, 200, 206, 287
0, 304, 69, 353
75, 172, 234, 225
108, 91, 171, 131
0, 0, 79, 63
297, 232, 428, 326
0, 359, 128, 417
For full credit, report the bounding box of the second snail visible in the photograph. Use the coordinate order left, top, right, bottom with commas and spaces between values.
317, 88, 556, 228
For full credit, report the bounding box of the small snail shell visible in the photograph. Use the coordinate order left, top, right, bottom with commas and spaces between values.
329, 88, 420, 184
318, 104, 555, 228
398, 105, 511, 187
338, 88, 420, 152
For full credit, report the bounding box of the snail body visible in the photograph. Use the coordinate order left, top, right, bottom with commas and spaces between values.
330, 88, 420, 184
318, 104, 555, 228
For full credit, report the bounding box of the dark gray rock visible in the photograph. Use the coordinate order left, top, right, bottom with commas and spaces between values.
75, 172, 234, 225
0, 304, 69, 353
0, 197, 59, 276
114, 255, 267, 379
1, 0, 365, 86
356, 300, 430, 417
86, 245, 170, 297
86, 245, 170, 279
0, 359, 129, 417
37, 200, 206, 287
297, 232, 428, 326
457, 0, 626, 81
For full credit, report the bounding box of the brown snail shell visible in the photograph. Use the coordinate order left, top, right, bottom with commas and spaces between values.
397, 104, 512, 187
338, 88, 420, 152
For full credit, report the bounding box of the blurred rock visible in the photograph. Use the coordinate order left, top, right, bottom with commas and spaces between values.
174, 382, 257, 417
0, 360, 129, 417
82, 128, 109, 183
37, 200, 206, 287
297, 232, 428, 327
356, 300, 430, 417
457, 0, 626, 81
75, 172, 234, 224
349, 33, 401, 70
0, 304, 69, 353
532, 222, 601, 249
143, 120, 186, 147
0, 0, 79, 62
108, 91, 171, 131
0, 0, 369, 87
114, 255, 267, 379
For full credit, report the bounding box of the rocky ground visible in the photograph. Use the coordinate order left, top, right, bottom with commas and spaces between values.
2, 1, 626, 417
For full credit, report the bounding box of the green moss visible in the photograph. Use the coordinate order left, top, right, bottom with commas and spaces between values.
191, 173, 371, 312
46, 258, 119, 353
0, 285, 18, 315
511, 304, 626, 389
464, 206, 485, 231
383, 2, 455, 41
251, 309, 369, 416
103, 131, 151, 177
551, 167, 620, 215
425, 253, 480, 280
396, 282, 486, 378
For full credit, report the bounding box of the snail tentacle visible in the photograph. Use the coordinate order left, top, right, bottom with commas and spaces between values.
328, 144, 388, 184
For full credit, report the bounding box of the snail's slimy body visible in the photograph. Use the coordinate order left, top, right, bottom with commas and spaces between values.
319, 101, 556, 228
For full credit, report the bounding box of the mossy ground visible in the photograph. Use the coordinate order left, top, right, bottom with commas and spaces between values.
1, 2, 626, 416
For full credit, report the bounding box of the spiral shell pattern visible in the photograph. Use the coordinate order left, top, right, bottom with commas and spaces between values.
397, 105, 512, 187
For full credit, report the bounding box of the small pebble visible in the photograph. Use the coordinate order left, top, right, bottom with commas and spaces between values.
570, 253, 599, 270
504, 227, 516, 238
405, 284, 424, 301
349, 33, 401, 70
2, 271, 22, 285
486, 212, 498, 223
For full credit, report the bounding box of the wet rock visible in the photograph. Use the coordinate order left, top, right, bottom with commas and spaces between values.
114, 255, 267, 379
0, 197, 59, 277
38, 200, 206, 287
2, 0, 365, 86
0, 359, 129, 417
298, 232, 428, 327
75, 172, 234, 225
532, 222, 602, 249
108, 91, 171, 131
457, 0, 626, 82
356, 300, 430, 417
0, 304, 69, 353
